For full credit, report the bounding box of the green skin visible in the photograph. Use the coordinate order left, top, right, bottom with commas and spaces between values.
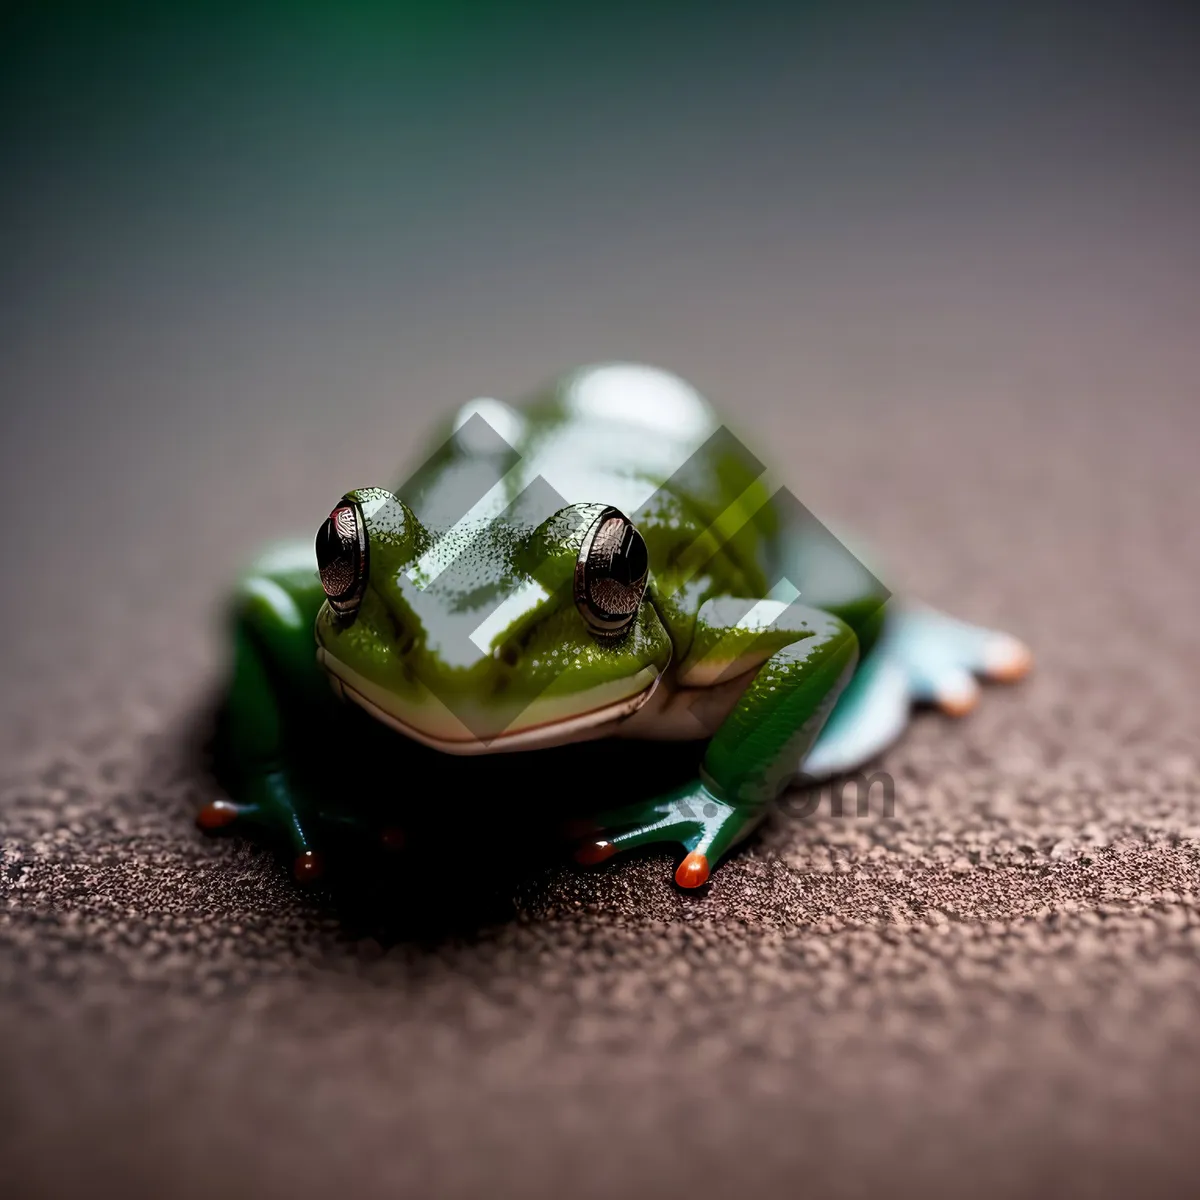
204, 364, 1021, 888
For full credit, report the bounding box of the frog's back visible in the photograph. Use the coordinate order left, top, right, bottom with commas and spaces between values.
404, 363, 719, 509
519, 362, 721, 484
448, 363, 721, 517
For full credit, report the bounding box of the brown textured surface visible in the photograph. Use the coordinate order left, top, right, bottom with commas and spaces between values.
4, 353, 1199, 1200
4, 9, 1200, 1199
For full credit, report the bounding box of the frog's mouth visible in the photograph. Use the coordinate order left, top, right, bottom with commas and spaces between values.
316, 647, 663, 755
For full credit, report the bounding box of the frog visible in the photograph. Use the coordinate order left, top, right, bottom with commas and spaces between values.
199, 363, 1031, 888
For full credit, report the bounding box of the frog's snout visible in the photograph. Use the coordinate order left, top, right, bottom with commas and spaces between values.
316, 497, 368, 620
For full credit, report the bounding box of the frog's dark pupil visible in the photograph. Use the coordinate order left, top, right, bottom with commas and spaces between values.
316, 519, 353, 596
316, 503, 364, 612
615, 526, 648, 585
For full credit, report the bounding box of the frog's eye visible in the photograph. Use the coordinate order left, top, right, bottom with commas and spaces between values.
316, 499, 368, 619
574, 507, 649, 641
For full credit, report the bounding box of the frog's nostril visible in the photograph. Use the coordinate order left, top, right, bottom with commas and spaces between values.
317, 500, 368, 618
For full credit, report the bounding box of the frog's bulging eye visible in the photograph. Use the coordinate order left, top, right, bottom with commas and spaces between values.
316, 499, 368, 619
574, 507, 649, 641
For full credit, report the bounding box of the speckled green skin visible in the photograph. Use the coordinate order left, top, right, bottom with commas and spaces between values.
210, 364, 891, 886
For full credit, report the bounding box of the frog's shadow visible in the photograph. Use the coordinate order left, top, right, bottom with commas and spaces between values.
178, 687, 709, 944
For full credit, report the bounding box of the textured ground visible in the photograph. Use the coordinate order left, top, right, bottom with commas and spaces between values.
3, 8, 1200, 1199
4, 349, 1198, 1200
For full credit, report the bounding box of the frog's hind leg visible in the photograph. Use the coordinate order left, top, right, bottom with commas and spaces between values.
800, 604, 1032, 779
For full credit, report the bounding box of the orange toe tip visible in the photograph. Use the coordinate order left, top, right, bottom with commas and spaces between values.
985, 637, 1034, 683
197, 800, 239, 831
574, 840, 617, 866
293, 850, 326, 883
675, 851, 711, 889
937, 685, 980, 718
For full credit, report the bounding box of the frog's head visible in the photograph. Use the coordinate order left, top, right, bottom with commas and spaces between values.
313, 488, 672, 752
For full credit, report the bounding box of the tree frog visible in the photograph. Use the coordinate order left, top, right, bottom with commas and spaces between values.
200, 364, 1031, 888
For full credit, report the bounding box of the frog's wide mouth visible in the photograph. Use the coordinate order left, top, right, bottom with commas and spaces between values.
316, 647, 662, 755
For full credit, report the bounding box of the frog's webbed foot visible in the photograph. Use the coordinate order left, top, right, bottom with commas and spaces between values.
801, 604, 1032, 779
572, 781, 761, 889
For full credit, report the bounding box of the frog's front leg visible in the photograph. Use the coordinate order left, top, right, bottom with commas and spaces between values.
576, 600, 859, 888
201, 562, 341, 882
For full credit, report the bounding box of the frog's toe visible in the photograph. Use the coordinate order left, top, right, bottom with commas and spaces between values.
574, 838, 619, 865
293, 849, 326, 883
574, 816, 692, 864
889, 607, 1032, 711
675, 850, 710, 889
802, 608, 1033, 781
981, 633, 1034, 683
573, 821, 711, 884
932, 668, 981, 717
197, 799, 259, 832
571, 783, 755, 888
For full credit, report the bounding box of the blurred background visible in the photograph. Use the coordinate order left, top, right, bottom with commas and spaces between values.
2, 1, 1196, 699
2, 3, 1199, 1198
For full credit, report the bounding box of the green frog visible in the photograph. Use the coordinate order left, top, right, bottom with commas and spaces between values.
201, 363, 1031, 888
